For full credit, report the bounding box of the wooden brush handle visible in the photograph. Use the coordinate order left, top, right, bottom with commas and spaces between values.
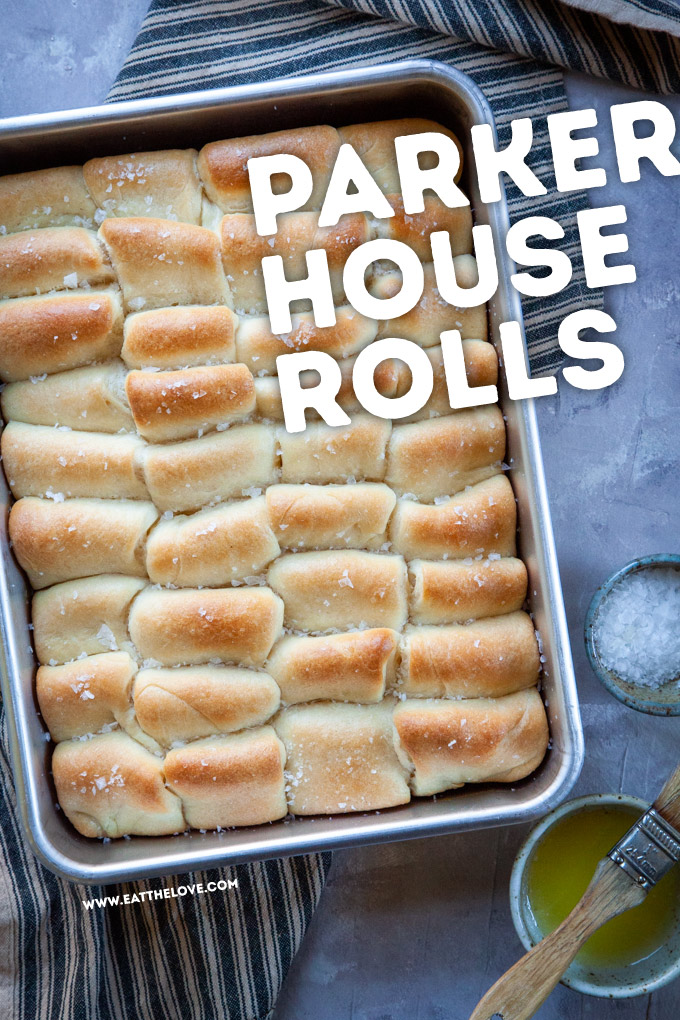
653, 763, 680, 833
468, 858, 646, 1020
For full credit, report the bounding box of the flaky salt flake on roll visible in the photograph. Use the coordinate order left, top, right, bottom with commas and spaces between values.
398, 612, 540, 700
121, 305, 238, 369
386, 407, 505, 501
125, 363, 255, 442
146, 496, 280, 587
52, 731, 184, 838
32, 574, 146, 664
275, 701, 411, 815
278, 414, 391, 485
266, 483, 395, 551
393, 689, 549, 796
9, 497, 157, 590
1, 422, 148, 501
99, 217, 231, 311
268, 550, 408, 632
37, 651, 137, 742
338, 118, 464, 193
0, 227, 115, 300
83, 149, 203, 223
0, 165, 96, 234
409, 557, 527, 625
133, 665, 281, 746
128, 586, 284, 667
1, 361, 134, 433
0, 288, 123, 382
267, 629, 398, 705
164, 727, 287, 829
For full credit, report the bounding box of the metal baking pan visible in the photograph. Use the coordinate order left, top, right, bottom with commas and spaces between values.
0, 58, 584, 885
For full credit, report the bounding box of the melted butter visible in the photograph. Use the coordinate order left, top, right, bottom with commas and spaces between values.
526, 803, 680, 969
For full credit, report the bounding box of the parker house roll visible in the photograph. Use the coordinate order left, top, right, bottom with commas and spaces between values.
52, 731, 184, 838
397, 612, 540, 700
235, 305, 377, 375
99, 217, 231, 312
0, 165, 96, 234
254, 357, 401, 421
36, 651, 137, 742
338, 118, 464, 193
267, 629, 398, 705
1, 361, 134, 433
83, 149, 202, 223
9, 497, 157, 589
219, 212, 371, 314
198, 125, 341, 213
121, 305, 238, 369
1, 423, 148, 501
275, 701, 411, 815
395, 341, 498, 424
125, 363, 255, 443
278, 415, 391, 484
374, 261, 488, 346
32, 574, 146, 665
386, 407, 505, 501
133, 665, 280, 746
0, 289, 123, 382
409, 557, 528, 625
146, 496, 280, 587
266, 483, 395, 551
142, 422, 277, 513
0, 227, 115, 300
164, 727, 287, 829
268, 550, 408, 632
390, 475, 517, 561
393, 688, 550, 796
128, 586, 284, 667
378, 195, 473, 261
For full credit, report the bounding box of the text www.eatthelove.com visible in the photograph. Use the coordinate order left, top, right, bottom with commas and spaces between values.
82, 878, 239, 910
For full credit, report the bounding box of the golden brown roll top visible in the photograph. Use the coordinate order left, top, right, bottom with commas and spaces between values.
0, 165, 97, 234
32, 574, 146, 664
267, 550, 408, 632
389, 475, 517, 560
0, 227, 114, 300
278, 415, 390, 484
164, 727, 287, 829
125, 363, 255, 442
133, 665, 281, 746
52, 730, 185, 838
83, 149, 202, 223
394, 341, 498, 424
128, 586, 284, 667
198, 125, 341, 213
1, 423, 148, 501
1, 361, 134, 433
37, 651, 137, 741
377, 195, 473, 260
9, 497, 157, 589
141, 422, 277, 512
275, 701, 411, 815
409, 557, 527, 625
338, 118, 464, 193
386, 407, 504, 501
265, 482, 395, 551
397, 612, 540, 700
0, 289, 123, 382
393, 689, 549, 796
121, 305, 238, 369
146, 496, 281, 587
235, 305, 377, 375
267, 629, 398, 705
99, 217, 231, 311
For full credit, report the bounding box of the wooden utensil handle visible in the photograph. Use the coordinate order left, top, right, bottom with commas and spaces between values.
654, 763, 680, 833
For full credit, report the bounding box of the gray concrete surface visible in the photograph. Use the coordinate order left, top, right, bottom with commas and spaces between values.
1, 4, 679, 1019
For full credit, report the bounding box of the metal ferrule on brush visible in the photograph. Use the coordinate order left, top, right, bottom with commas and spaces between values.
608, 809, 680, 890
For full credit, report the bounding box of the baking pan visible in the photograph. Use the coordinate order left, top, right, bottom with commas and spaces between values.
0, 58, 584, 885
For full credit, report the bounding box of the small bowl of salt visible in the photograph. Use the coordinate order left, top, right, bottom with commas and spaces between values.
585, 554, 680, 716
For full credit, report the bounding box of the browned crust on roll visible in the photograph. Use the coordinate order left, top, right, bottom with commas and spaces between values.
0, 166, 96, 234
83, 149, 202, 223
267, 629, 398, 705
393, 689, 549, 796
338, 118, 464, 192
394, 341, 498, 424
278, 415, 391, 484
379, 195, 473, 261
122, 305, 238, 369
0, 227, 115, 300
1, 361, 134, 433
0, 289, 123, 382
164, 727, 287, 829
125, 363, 255, 442
266, 483, 395, 551
409, 557, 527, 624
37, 651, 137, 741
